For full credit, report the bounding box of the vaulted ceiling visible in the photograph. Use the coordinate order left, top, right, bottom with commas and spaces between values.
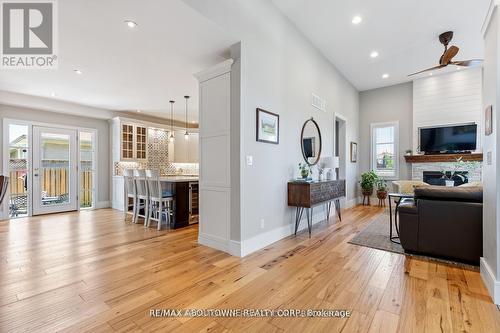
272, 0, 490, 91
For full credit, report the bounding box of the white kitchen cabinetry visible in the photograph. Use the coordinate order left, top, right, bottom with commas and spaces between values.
188, 132, 199, 163
172, 131, 199, 163
111, 118, 148, 162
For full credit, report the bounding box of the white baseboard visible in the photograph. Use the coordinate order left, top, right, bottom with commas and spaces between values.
96, 201, 110, 209
480, 257, 500, 305
228, 240, 242, 257
198, 233, 242, 257
198, 233, 230, 253
346, 197, 360, 208
112, 201, 124, 211
238, 209, 334, 257
199, 202, 360, 258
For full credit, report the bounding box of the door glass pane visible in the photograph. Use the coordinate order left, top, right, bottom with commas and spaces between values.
40, 132, 70, 206
80, 132, 94, 209
8, 124, 29, 218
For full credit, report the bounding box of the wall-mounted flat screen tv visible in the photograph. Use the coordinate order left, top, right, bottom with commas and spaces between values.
419, 124, 477, 154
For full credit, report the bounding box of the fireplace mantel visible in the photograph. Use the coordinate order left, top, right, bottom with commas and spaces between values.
404, 153, 483, 163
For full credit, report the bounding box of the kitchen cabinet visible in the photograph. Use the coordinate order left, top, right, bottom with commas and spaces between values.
188, 133, 199, 163
171, 131, 199, 163
111, 118, 148, 162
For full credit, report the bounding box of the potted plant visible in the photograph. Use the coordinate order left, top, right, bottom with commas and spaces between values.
405, 149, 413, 156
440, 157, 480, 187
299, 163, 312, 179
376, 179, 388, 200
360, 170, 378, 196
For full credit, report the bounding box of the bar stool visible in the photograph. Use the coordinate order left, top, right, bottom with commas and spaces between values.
133, 169, 149, 225
123, 169, 136, 222
145, 169, 173, 230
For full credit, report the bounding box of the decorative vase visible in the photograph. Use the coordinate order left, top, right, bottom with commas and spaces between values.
445, 180, 454, 187
301, 170, 309, 179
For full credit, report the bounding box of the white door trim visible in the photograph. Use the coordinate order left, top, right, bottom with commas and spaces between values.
2, 118, 99, 219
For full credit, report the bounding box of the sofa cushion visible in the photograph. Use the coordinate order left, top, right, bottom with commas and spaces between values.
414, 185, 482, 203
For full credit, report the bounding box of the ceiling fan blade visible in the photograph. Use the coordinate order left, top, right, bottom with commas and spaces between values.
440, 45, 459, 65
452, 59, 483, 67
408, 65, 446, 77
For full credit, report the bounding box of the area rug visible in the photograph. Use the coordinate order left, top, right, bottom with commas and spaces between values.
348, 211, 479, 271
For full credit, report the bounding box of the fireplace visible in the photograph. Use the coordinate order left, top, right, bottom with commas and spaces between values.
423, 171, 468, 186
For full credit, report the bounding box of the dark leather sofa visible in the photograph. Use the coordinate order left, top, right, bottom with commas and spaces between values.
398, 185, 483, 265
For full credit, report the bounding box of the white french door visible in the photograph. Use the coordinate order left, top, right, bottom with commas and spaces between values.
32, 126, 78, 215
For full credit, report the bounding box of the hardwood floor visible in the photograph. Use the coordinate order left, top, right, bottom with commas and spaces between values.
0, 206, 499, 332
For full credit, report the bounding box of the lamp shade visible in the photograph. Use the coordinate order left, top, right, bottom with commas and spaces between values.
322, 156, 339, 169
332, 156, 340, 168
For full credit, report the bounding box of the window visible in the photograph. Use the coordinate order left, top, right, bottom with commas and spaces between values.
371, 122, 399, 179
79, 131, 96, 209
8, 124, 29, 218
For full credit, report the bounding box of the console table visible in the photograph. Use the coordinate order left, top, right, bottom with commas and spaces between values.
287, 179, 346, 237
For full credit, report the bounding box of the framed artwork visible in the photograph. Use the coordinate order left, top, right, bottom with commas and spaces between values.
485, 105, 493, 136
256, 108, 279, 144
350, 142, 358, 163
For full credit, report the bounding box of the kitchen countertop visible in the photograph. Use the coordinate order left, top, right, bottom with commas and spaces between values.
158, 176, 199, 182
113, 175, 199, 182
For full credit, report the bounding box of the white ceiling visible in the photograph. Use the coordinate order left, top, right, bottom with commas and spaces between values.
0, 0, 237, 121
272, 0, 490, 91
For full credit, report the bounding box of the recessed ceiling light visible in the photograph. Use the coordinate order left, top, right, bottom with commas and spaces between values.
74, 69, 82, 75
352, 16, 362, 25
382, 73, 389, 79
50, 92, 57, 97
370, 51, 379, 58
136, 110, 141, 113
124, 20, 138, 29
456, 67, 461, 70
429, 73, 433, 76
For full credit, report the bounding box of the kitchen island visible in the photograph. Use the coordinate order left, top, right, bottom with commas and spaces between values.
159, 176, 198, 229
112, 175, 199, 229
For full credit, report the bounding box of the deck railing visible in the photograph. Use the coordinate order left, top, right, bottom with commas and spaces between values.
9, 169, 93, 208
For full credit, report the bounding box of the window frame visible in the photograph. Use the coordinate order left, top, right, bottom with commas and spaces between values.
370, 121, 399, 180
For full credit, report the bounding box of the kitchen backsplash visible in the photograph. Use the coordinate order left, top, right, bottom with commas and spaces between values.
114, 128, 199, 176
114, 162, 199, 176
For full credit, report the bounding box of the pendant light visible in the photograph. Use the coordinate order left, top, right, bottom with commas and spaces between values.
184, 95, 190, 140
169, 100, 175, 143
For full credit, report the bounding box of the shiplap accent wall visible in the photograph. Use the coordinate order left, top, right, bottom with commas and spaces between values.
413, 67, 482, 152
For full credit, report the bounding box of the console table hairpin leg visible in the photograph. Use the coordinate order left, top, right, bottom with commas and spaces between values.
325, 199, 342, 222
294, 199, 342, 238
294, 207, 305, 236
294, 207, 313, 237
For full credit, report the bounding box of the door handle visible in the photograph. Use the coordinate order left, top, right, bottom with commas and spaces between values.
34, 174, 39, 177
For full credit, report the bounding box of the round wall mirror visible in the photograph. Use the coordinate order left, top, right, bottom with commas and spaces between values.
301, 117, 322, 166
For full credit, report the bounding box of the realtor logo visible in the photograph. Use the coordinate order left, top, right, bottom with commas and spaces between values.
1, 0, 58, 69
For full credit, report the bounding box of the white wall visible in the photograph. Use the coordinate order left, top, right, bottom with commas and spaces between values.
481, 4, 500, 305
0, 104, 111, 206
359, 83, 413, 181
413, 67, 483, 152
183, 0, 359, 255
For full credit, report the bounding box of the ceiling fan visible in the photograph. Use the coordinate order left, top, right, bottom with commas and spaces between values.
408, 31, 483, 76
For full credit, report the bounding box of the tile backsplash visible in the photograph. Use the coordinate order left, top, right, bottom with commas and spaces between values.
114, 128, 199, 176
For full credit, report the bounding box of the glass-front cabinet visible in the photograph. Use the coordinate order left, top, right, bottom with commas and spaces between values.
121, 124, 134, 159
120, 123, 147, 161
135, 126, 147, 160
